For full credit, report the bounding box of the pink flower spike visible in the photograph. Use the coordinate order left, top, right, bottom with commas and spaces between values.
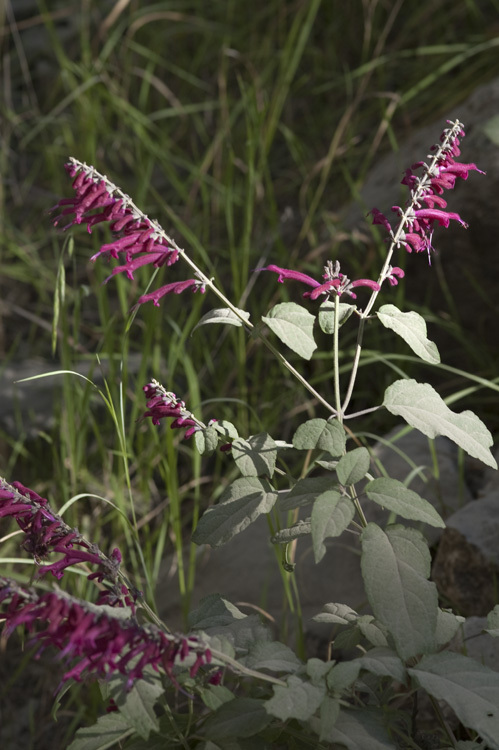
368, 208, 393, 234
350, 279, 381, 293
385, 266, 405, 286
257, 265, 320, 288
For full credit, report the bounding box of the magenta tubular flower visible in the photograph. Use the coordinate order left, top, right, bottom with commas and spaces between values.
51, 159, 206, 308
0, 577, 212, 691
370, 119, 484, 264
141, 379, 210, 439
260, 260, 380, 300
0, 477, 123, 591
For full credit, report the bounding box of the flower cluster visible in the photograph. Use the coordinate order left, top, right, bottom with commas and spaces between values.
370, 119, 484, 263
142, 379, 215, 439
259, 260, 386, 299
0, 577, 213, 691
0, 477, 124, 594
51, 158, 206, 307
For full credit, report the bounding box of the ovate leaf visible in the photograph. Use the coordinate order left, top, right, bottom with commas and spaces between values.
311, 491, 355, 563
486, 604, 499, 637
336, 447, 371, 486
377, 305, 440, 364
409, 652, 499, 749
383, 380, 497, 469
264, 675, 325, 721
192, 478, 277, 547
312, 602, 358, 625
318, 301, 356, 334
361, 524, 438, 660
194, 426, 220, 456
262, 302, 317, 360
292, 418, 346, 455
358, 647, 407, 684
232, 433, 277, 477
365, 477, 445, 528
279, 476, 335, 511
193, 307, 250, 331
244, 641, 302, 673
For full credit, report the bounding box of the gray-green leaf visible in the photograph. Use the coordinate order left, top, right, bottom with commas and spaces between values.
264, 675, 325, 721
67, 713, 132, 750
383, 379, 497, 469
409, 652, 499, 750
192, 478, 278, 547
292, 418, 346, 455
232, 433, 277, 477
358, 647, 407, 684
317, 707, 396, 749
377, 305, 440, 364
279, 476, 335, 511
193, 307, 251, 332
201, 698, 271, 740
361, 524, 439, 660
195, 426, 220, 456
318, 301, 356, 334
365, 477, 445, 528
262, 302, 317, 359
311, 491, 355, 563
336, 447, 371, 486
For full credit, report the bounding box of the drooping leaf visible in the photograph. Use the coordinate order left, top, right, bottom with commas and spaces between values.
188, 594, 247, 629
262, 302, 317, 359
365, 477, 445, 528
200, 684, 236, 711
336, 447, 371, 486
326, 661, 361, 691
193, 307, 251, 332
361, 524, 438, 660
409, 652, 499, 749
318, 301, 356, 334
318, 697, 341, 742
383, 380, 497, 469
195, 426, 220, 456
316, 707, 396, 748
377, 305, 440, 364
244, 641, 302, 674
192, 478, 278, 547
201, 698, 271, 740
264, 675, 325, 721
232, 433, 277, 477
292, 418, 346, 455
271, 519, 311, 543
311, 491, 355, 563
67, 713, 133, 750
356, 616, 389, 648
279, 476, 336, 511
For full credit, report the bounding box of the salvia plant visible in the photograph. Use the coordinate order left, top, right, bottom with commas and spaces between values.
2, 118, 499, 749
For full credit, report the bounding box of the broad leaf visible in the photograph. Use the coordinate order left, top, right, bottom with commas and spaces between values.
365, 477, 445, 528
200, 684, 235, 711
311, 491, 355, 563
292, 418, 346, 455
336, 447, 371, 486
358, 647, 407, 684
279, 475, 335, 511
244, 641, 302, 673
262, 302, 317, 360
312, 602, 358, 625
264, 675, 325, 721
409, 652, 499, 749
318, 301, 356, 334
436, 608, 464, 647
232, 433, 277, 477
201, 698, 271, 740
318, 697, 341, 742
377, 305, 440, 364
356, 616, 389, 648
326, 661, 361, 691
107, 670, 163, 740
67, 713, 132, 750
192, 478, 278, 547
316, 707, 396, 748
383, 379, 497, 469
188, 594, 247, 629
271, 519, 311, 543
195, 426, 220, 456
213, 420, 239, 440
193, 307, 250, 331
486, 604, 499, 637
361, 524, 438, 660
